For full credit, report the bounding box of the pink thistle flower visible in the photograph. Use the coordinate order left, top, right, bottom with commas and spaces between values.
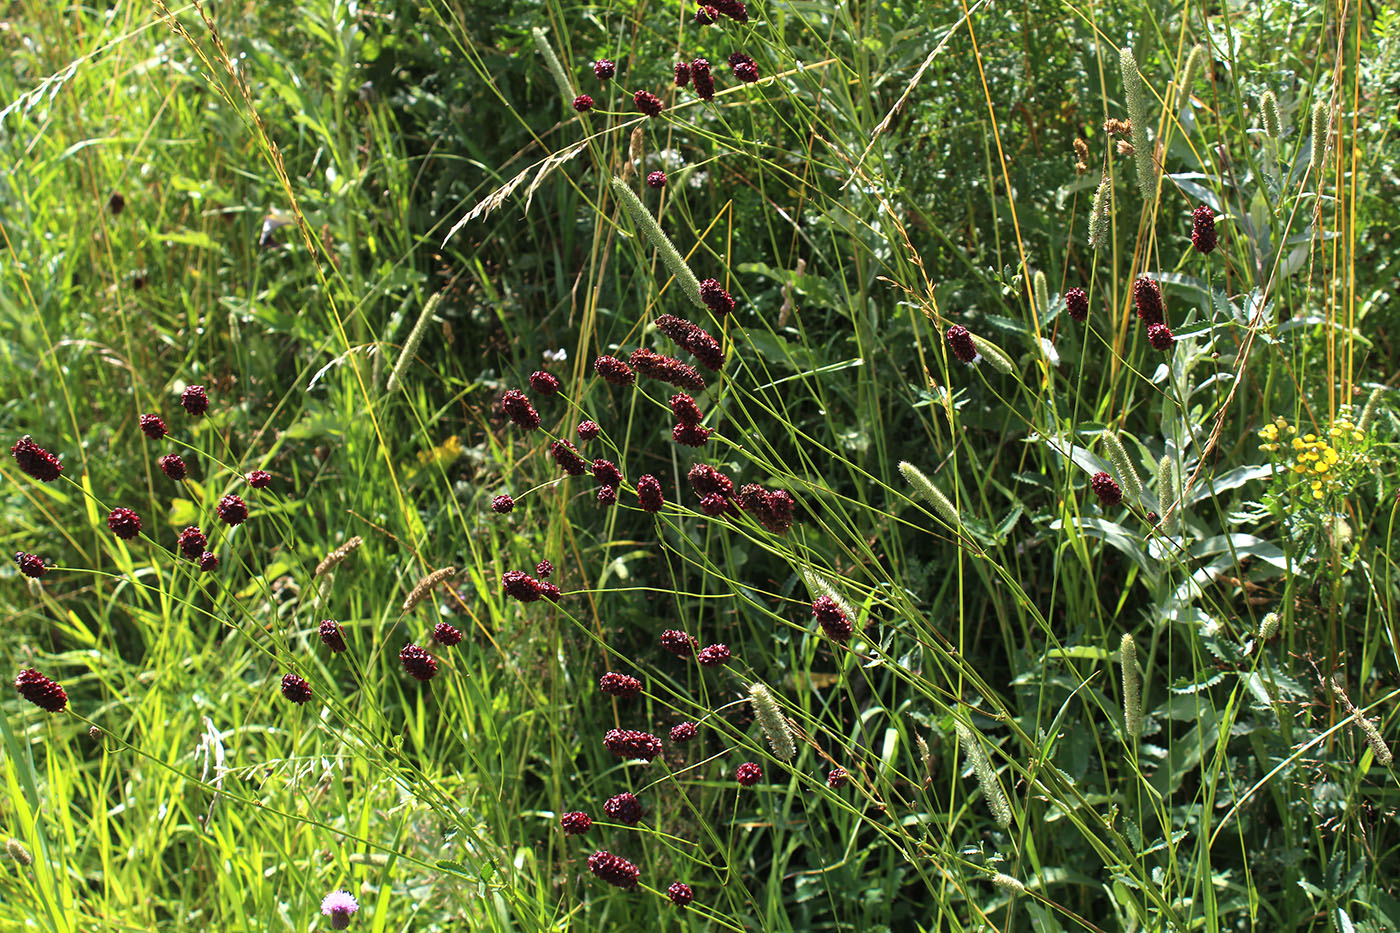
320, 890, 358, 930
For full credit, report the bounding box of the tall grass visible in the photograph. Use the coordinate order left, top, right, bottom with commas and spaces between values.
2, 0, 1397, 930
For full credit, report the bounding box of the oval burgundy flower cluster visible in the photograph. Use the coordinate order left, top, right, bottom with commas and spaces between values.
603, 728, 663, 762
599, 671, 643, 698
630, 348, 706, 393
812, 595, 854, 642
502, 570, 560, 603
15, 668, 67, 712
735, 483, 796, 534
1132, 277, 1175, 351
655, 314, 724, 371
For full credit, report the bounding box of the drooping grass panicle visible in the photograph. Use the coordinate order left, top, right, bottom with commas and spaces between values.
1088, 172, 1112, 250
1179, 43, 1206, 105
531, 27, 575, 107
1099, 432, 1143, 504
1120, 634, 1142, 740
748, 682, 796, 762
315, 535, 364, 578
1156, 454, 1180, 535
1119, 47, 1156, 203
1309, 99, 1331, 178
969, 334, 1014, 375
610, 176, 705, 310
898, 460, 960, 528
386, 291, 443, 393
1357, 386, 1385, 433
800, 568, 859, 623
955, 720, 1012, 828
403, 566, 457, 613
1260, 90, 1281, 139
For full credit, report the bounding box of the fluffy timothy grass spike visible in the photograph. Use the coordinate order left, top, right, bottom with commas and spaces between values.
898, 461, 960, 528
1357, 386, 1385, 433
800, 568, 859, 622
1179, 43, 1205, 104
387, 292, 444, 393
403, 566, 457, 613
1088, 172, 1112, 249
969, 334, 1014, 375
992, 873, 1025, 894
1120, 634, 1142, 740
1258, 612, 1281, 640
610, 176, 705, 310
315, 535, 364, 578
955, 721, 1012, 828
916, 732, 933, 784
1100, 432, 1142, 503
1310, 99, 1331, 177
531, 27, 575, 106
1032, 270, 1049, 322
1260, 90, 1280, 139
748, 682, 796, 762
1156, 455, 1180, 535
1354, 710, 1394, 765
6, 838, 33, 866
1120, 47, 1156, 203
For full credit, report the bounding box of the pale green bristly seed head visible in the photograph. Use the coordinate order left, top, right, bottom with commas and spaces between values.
992, 873, 1026, 894
748, 682, 796, 762
1156, 454, 1180, 535
969, 334, 1014, 375
1355, 710, 1394, 765
1032, 270, 1049, 323
955, 721, 1012, 828
387, 292, 444, 394
1179, 43, 1206, 104
1101, 432, 1143, 504
1259, 612, 1281, 640
1119, 47, 1156, 203
1120, 634, 1142, 740
1357, 386, 1385, 433
1088, 172, 1112, 250
531, 27, 575, 106
5, 838, 33, 866
898, 461, 960, 528
916, 733, 932, 781
1310, 99, 1331, 177
610, 177, 706, 310
1260, 90, 1280, 139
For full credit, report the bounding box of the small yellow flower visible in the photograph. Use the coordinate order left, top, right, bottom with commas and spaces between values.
1324, 448, 1339, 463
1314, 461, 1329, 473
1292, 463, 1307, 474
1352, 430, 1364, 442
1304, 433, 1317, 442
1291, 437, 1306, 451
1313, 489, 1325, 500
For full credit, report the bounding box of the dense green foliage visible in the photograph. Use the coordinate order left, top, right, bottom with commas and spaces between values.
2, 0, 1397, 930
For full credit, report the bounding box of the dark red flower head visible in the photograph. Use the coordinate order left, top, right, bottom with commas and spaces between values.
107, 507, 142, 540
158, 453, 187, 481
733, 61, 758, 83
736, 485, 796, 533
591, 459, 622, 486
11, 436, 63, 482
529, 371, 561, 396
573, 94, 594, 112
672, 423, 713, 447
1132, 277, 1165, 325
660, 629, 697, 658
501, 389, 541, 430
503, 571, 545, 602
550, 440, 588, 476
604, 728, 664, 761
827, 767, 849, 789
646, 171, 667, 189
491, 493, 515, 514
140, 413, 168, 439
812, 595, 854, 642
198, 551, 219, 572
432, 622, 463, 646
180, 385, 209, 416
656, 314, 725, 371
690, 58, 715, 100
593, 355, 636, 386
560, 811, 592, 835
319, 619, 348, 654
603, 792, 644, 825
15, 552, 46, 578
712, 0, 749, 22
637, 474, 665, 513
177, 525, 207, 560
280, 673, 312, 704
633, 90, 664, 117
588, 849, 640, 888
593, 59, 615, 80
699, 493, 731, 516
698, 278, 735, 316
695, 6, 717, 25
670, 721, 698, 742
946, 324, 978, 364
1090, 471, 1123, 507
1147, 323, 1176, 351
667, 882, 694, 906
246, 469, 272, 489
688, 463, 733, 498
577, 420, 601, 441
697, 643, 730, 667
1191, 204, 1217, 254
1065, 287, 1089, 323
216, 494, 248, 526
599, 671, 643, 698
597, 483, 619, 508
735, 761, 763, 787
674, 62, 691, 86
399, 643, 438, 681
630, 348, 706, 393
535, 559, 554, 578
670, 394, 703, 425
540, 581, 562, 601
15, 668, 67, 712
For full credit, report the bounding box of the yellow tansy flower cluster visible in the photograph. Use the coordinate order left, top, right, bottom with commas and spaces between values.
1257, 412, 1370, 500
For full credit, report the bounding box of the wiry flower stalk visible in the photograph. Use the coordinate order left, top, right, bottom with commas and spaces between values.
387, 292, 443, 393
611, 177, 704, 310
748, 683, 796, 762
403, 566, 456, 612
1100, 432, 1142, 504
898, 461, 960, 528
1120, 47, 1156, 203
1088, 173, 1112, 250
315, 536, 363, 578
955, 721, 1011, 828
970, 334, 1014, 375
531, 28, 575, 106
1156, 455, 1180, 535
1120, 634, 1142, 740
